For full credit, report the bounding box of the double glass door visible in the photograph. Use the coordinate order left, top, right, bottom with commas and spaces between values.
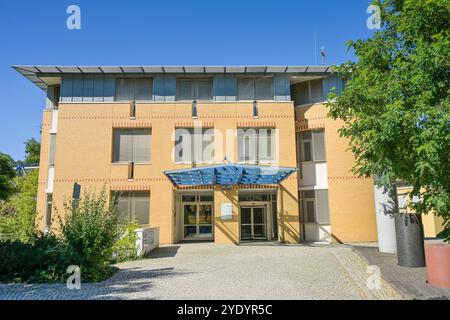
240, 206, 267, 240
183, 203, 213, 240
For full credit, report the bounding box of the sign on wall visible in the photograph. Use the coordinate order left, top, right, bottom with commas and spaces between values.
220, 203, 233, 221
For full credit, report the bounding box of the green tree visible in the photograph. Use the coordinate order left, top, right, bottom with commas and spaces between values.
0, 152, 16, 201
0, 170, 39, 242
24, 138, 40, 164
327, 0, 450, 240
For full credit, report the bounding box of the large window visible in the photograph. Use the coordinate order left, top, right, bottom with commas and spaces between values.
293, 79, 324, 106
115, 78, 153, 101
176, 78, 213, 101
115, 191, 150, 225
237, 128, 276, 163
174, 128, 214, 164
237, 77, 274, 101
113, 128, 151, 163
300, 190, 330, 224
297, 130, 326, 163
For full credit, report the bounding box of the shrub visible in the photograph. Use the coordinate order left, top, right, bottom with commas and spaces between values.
0, 200, 16, 218
58, 188, 124, 282
0, 188, 137, 284
112, 220, 141, 263
0, 233, 62, 283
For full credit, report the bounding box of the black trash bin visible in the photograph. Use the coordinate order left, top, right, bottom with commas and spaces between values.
395, 213, 426, 267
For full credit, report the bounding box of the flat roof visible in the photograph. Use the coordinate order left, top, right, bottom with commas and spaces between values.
12, 65, 333, 91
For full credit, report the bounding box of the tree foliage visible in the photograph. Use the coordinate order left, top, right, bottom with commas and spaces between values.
0, 170, 39, 242
0, 152, 16, 201
327, 0, 450, 240
23, 138, 40, 165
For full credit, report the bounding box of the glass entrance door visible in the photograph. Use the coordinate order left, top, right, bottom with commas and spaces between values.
240, 206, 267, 240
183, 203, 213, 240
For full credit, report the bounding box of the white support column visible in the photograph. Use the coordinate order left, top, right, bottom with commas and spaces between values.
373, 180, 397, 253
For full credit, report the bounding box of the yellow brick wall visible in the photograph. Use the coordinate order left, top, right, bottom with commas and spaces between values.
36, 101, 300, 244
296, 103, 378, 243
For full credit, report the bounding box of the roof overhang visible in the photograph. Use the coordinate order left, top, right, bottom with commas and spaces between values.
164, 163, 297, 187
12, 65, 334, 92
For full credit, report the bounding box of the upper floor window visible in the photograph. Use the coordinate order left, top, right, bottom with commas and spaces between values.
115, 78, 153, 101
297, 129, 326, 163
113, 128, 151, 163
174, 128, 214, 164
176, 78, 213, 101
114, 191, 150, 226
237, 128, 276, 163
237, 77, 274, 101
293, 79, 324, 106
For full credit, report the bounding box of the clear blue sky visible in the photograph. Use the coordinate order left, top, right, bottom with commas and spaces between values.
0, 0, 374, 161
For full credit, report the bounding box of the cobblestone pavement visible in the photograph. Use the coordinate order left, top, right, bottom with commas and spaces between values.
352, 245, 450, 300
0, 243, 403, 300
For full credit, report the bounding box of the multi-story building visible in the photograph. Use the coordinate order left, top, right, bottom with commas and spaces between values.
13, 65, 441, 245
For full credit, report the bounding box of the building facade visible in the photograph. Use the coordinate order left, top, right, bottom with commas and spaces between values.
14, 65, 412, 245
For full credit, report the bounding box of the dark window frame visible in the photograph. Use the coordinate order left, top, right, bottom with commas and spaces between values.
112, 128, 152, 163
113, 190, 150, 226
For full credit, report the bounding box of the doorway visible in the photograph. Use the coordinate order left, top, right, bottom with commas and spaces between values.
240, 206, 267, 240
182, 202, 214, 241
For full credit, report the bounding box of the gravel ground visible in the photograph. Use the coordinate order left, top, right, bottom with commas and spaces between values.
0, 243, 403, 300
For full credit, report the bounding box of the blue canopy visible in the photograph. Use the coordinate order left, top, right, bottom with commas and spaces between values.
164, 163, 297, 187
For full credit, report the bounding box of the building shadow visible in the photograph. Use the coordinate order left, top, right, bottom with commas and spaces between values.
146, 245, 181, 259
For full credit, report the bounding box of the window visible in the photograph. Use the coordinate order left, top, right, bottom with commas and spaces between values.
115, 191, 150, 225
214, 77, 237, 101
45, 194, 53, 228
297, 129, 326, 163
177, 79, 194, 100
237, 78, 255, 100
176, 78, 213, 101
48, 134, 57, 166
238, 128, 276, 163
238, 193, 275, 202
197, 79, 213, 100
113, 128, 151, 163
174, 128, 214, 164
293, 79, 324, 106
310, 79, 324, 103
181, 194, 214, 202
115, 78, 153, 101
237, 77, 274, 101
300, 190, 330, 224
255, 78, 274, 100
296, 82, 310, 106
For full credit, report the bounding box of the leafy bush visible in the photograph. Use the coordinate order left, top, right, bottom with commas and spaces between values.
0, 200, 16, 218
0, 233, 62, 283
58, 188, 124, 282
0, 170, 39, 243
112, 220, 141, 263
0, 188, 139, 284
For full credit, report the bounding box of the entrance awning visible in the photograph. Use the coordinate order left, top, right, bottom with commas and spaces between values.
164, 163, 297, 187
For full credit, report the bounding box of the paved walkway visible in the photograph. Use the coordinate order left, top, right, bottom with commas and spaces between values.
0, 243, 402, 300
352, 245, 450, 300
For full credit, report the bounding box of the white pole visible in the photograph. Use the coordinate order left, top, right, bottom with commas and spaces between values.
373, 179, 398, 253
